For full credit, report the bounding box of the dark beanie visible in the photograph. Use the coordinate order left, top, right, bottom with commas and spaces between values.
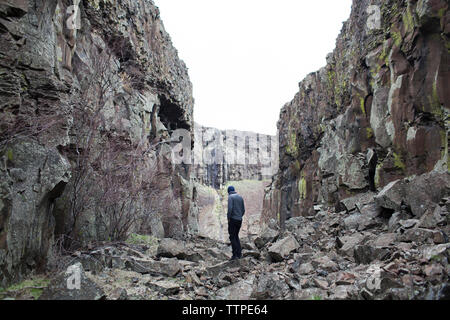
227, 186, 235, 194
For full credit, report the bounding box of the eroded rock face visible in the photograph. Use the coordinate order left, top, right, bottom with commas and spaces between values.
0, 0, 195, 286
193, 123, 278, 189
266, 0, 450, 223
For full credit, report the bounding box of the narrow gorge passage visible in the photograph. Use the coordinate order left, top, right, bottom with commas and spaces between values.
0, 0, 449, 302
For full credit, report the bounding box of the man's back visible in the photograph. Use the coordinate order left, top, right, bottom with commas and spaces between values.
227, 192, 245, 221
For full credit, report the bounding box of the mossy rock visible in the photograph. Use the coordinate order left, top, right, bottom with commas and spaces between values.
0, 277, 50, 300
393, 152, 406, 172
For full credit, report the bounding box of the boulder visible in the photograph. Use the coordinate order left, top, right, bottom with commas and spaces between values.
337, 234, 365, 257
354, 245, 390, 265
375, 180, 406, 212
375, 172, 450, 218
418, 207, 446, 229
254, 228, 279, 249
268, 235, 300, 262
344, 213, 378, 231
146, 280, 180, 295
298, 263, 314, 275
205, 258, 250, 277
157, 238, 188, 259
152, 258, 182, 277
313, 278, 329, 290
311, 256, 339, 273
215, 275, 256, 300
125, 257, 181, 277
399, 228, 435, 243
371, 233, 397, 247
340, 193, 376, 212
422, 244, 450, 261
405, 172, 450, 217
251, 273, 290, 300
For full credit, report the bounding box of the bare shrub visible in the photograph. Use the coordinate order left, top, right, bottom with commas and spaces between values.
63, 39, 162, 248
0, 113, 64, 148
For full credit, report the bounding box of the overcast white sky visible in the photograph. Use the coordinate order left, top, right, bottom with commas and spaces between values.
155, 0, 353, 136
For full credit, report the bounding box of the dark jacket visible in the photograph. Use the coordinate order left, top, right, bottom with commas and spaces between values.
227, 191, 245, 221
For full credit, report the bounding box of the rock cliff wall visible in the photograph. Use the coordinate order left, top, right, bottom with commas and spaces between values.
265, 0, 449, 225
0, 0, 196, 286
193, 123, 278, 189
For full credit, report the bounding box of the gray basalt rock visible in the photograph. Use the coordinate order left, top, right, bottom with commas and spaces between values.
0, 140, 71, 287
126, 257, 181, 277
268, 235, 300, 262
264, 0, 449, 226
375, 180, 407, 212
337, 234, 365, 257
146, 280, 180, 296
375, 172, 450, 218
157, 238, 188, 259
251, 272, 290, 300
311, 256, 339, 273
399, 228, 436, 243
254, 228, 279, 249
216, 275, 256, 300
340, 193, 377, 213
354, 245, 390, 265
0, 0, 196, 286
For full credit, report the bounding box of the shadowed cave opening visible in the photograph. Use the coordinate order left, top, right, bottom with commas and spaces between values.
158, 95, 190, 131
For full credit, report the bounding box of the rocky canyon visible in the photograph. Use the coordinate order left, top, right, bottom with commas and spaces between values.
0, 0, 449, 301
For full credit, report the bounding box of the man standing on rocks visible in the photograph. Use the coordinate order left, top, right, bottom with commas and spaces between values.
227, 186, 245, 260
